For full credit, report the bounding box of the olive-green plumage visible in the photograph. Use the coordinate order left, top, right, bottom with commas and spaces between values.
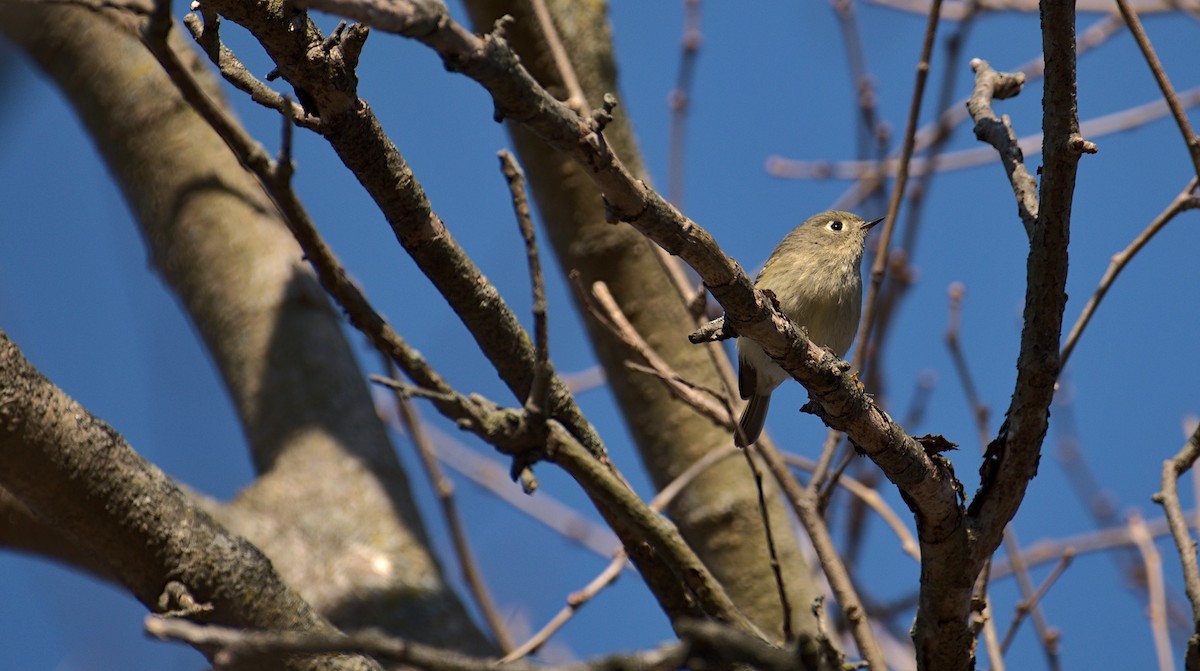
735, 210, 881, 447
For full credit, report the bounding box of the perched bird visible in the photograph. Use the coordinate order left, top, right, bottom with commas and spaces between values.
735, 210, 882, 447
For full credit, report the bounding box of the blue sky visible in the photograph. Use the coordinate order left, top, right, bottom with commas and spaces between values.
2, 2, 1199, 669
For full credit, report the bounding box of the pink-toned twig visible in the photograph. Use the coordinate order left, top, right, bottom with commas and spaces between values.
667, 0, 702, 208
779, 13, 1125, 213
998, 544, 1072, 662
849, 0, 945, 375
1129, 512, 1175, 671
766, 86, 1200, 184
867, 0, 1200, 18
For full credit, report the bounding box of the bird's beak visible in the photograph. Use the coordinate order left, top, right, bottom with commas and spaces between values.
862, 216, 885, 231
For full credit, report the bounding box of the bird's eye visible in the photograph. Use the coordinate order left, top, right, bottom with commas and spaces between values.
828, 220, 844, 232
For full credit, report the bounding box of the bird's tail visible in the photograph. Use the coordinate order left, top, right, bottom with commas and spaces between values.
735, 393, 771, 448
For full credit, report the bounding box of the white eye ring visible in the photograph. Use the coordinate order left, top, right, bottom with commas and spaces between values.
827, 220, 844, 232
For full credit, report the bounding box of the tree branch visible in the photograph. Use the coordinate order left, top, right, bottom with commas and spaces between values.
1153, 422, 1200, 669
0, 330, 376, 671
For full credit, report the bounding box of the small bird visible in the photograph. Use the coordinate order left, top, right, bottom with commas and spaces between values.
735, 210, 882, 447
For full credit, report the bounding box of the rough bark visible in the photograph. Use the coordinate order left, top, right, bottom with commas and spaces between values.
0, 330, 379, 671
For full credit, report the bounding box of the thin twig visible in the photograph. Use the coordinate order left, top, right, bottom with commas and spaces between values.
868, 0, 1200, 18
500, 150, 549, 491
146, 615, 687, 671
789, 13, 1123, 213
383, 364, 516, 653
831, 0, 891, 214
740, 447, 793, 642
1129, 512, 1175, 671
529, 0, 588, 115
500, 151, 547, 365
990, 511, 1200, 577
667, 0, 702, 208
998, 539, 1071, 664
1115, 0, 1200, 180
582, 280, 732, 426
945, 283, 1061, 667
965, 58, 1038, 235
500, 556, 626, 663
559, 366, 606, 395
945, 282, 988, 442
997, 531, 1061, 668
782, 453, 920, 560
767, 85, 1200, 184
500, 446, 741, 662
182, 14, 318, 129
1153, 421, 1200, 665
851, 0, 943, 373
754, 445, 885, 670
1060, 177, 1200, 369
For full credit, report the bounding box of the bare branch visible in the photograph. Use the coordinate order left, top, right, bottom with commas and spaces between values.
967, 58, 1039, 235
528, 0, 587, 115
1153, 421, 1200, 667
1060, 177, 1200, 369
384, 375, 515, 653
765, 86, 1200, 183
1129, 512, 1175, 671
501, 447, 741, 662
782, 453, 920, 560
197, 0, 609, 463
146, 616, 687, 671
667, 0, 702, 208
1115, 0, 1200, 180
754, 445, 886, 670
850, 0, 944, 382
999, 547, 1072, 659
966, 0, 1090, 560
182, 14, 318, 129
868, 0, 1200, 17
585, 281, 732, 427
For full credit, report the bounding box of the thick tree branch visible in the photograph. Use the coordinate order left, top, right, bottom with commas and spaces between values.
969, 0, 1090, 549
0, 330, 377, 671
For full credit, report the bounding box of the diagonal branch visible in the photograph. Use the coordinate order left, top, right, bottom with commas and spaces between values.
0, 330, 377, 671
1115, 0, 1200, 181
1060, 177, 1200, 369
